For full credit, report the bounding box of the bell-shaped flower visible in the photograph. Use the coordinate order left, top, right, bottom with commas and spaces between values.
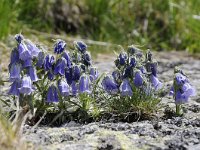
118, 52, 127, 65
18, 43, 32, 61
102, 75, 119, 94
120, 79, 133, 96
175, 73, 187, 86
150, 62, 158, 77
9, 63, 21, 81
15, 34, 24, 43
8, 80, 21, 96
72, 65, 81, 81
90, 67, 98, 82
48, 71, 54, 81
44, 54, 55, 71
25, 40, 40, 57
27, 66, 39, 82
123, 66, 132, 78
150, 75, 162, 90
82, 52, 91, 66
23, 59, 32, 68
74, 41, 87, 53
79, 74, 91, 94
18, 76, 34, 95
10, 48, 20, 64
129, 57, 137, 67
65, 68, 73, 85
54, 57, 67, 76
134, 70, 144, 87
54, 40, 66, 54
58, 79, 70, 96
112, 70, 121, 83
36, 51, 45, 68
62, 51, 72, 68
71, 81, 78, 96
46, 85, 59, 102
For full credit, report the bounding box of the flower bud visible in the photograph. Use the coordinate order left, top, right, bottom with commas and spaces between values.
74, 41, 87, 53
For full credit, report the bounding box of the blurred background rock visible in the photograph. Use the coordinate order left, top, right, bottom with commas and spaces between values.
0, 0, 200, 53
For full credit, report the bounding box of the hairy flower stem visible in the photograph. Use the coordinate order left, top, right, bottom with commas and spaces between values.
176, 104, 182, 116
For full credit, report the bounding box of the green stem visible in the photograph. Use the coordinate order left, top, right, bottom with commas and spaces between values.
176, 104, 182, 116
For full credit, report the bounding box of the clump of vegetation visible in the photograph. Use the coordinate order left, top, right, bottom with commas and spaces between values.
1, 34, 195, 125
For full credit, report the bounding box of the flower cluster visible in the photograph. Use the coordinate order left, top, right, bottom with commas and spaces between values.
102, 46, 162, 97
8, 34, 40, 96
8, 34, 99, 106
170, 68, 196, 104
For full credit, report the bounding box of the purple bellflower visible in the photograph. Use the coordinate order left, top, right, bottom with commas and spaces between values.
79, 74, 91, 94
129, 57, 137, 67
72, 65, 81, 81
54, 40, 66, 54
134, 70, 144, 87
82, 52, 91, 66
119, 52, 127, 65
65, 68, 73, 85
36, 51, 45, 68
25, 40, 40, 57
9, 63, 21, 81
89, 67, 98, 82
27, 66, 39, 82
150, 75, 162, 90
10, 48, 20, 64
102, 75, 119, 94
58, 79, 70, 96
44, 55, 55, 71
120, 79, 133, 96
62, 51, 72, 68
8, 80, 21, 96
54, 57, 67, 76
71, 81, 78, 96
18, 76, 34, 95
47, 85, 59, 102
23, 59, 32, 68
74, 41, 87, 53
18, 43, 32, 61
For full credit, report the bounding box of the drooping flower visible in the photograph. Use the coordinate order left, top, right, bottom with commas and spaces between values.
82, 52, 91, 66
27, 66, 39, 82
102, 75, 119, 94
47, 71, 54, 81
74, 41, 87, 53
129, 57, 137, 67
18, 43, 32, 61
89, 67, 98, 82
72, 65, 81, 81
10, 48, 20, 64
134, 70, 144, 87
9, 63, 21, 81
118, 52, 127, 65
54, 57, 67, 76
36, 51, 45, 68
150, 75, 162, 90
46, 85, 59, 102
71, 81, 78, 96
112, 70, 121, 83
23, 59, 32, 68
25, 39, 40, 57
58, 79, 70, 96
123, 66, 132, 78
44, 54, 55, 71
65, 68, 73, 85
62, 51, 72, 68
18, 76, 34, 95
120, 79, 133, 96
54, 40, 66, 54
15, 34, 24, 43
170, 72, 196, 104
79, 74, 91, 94
8, 80, 21, 96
